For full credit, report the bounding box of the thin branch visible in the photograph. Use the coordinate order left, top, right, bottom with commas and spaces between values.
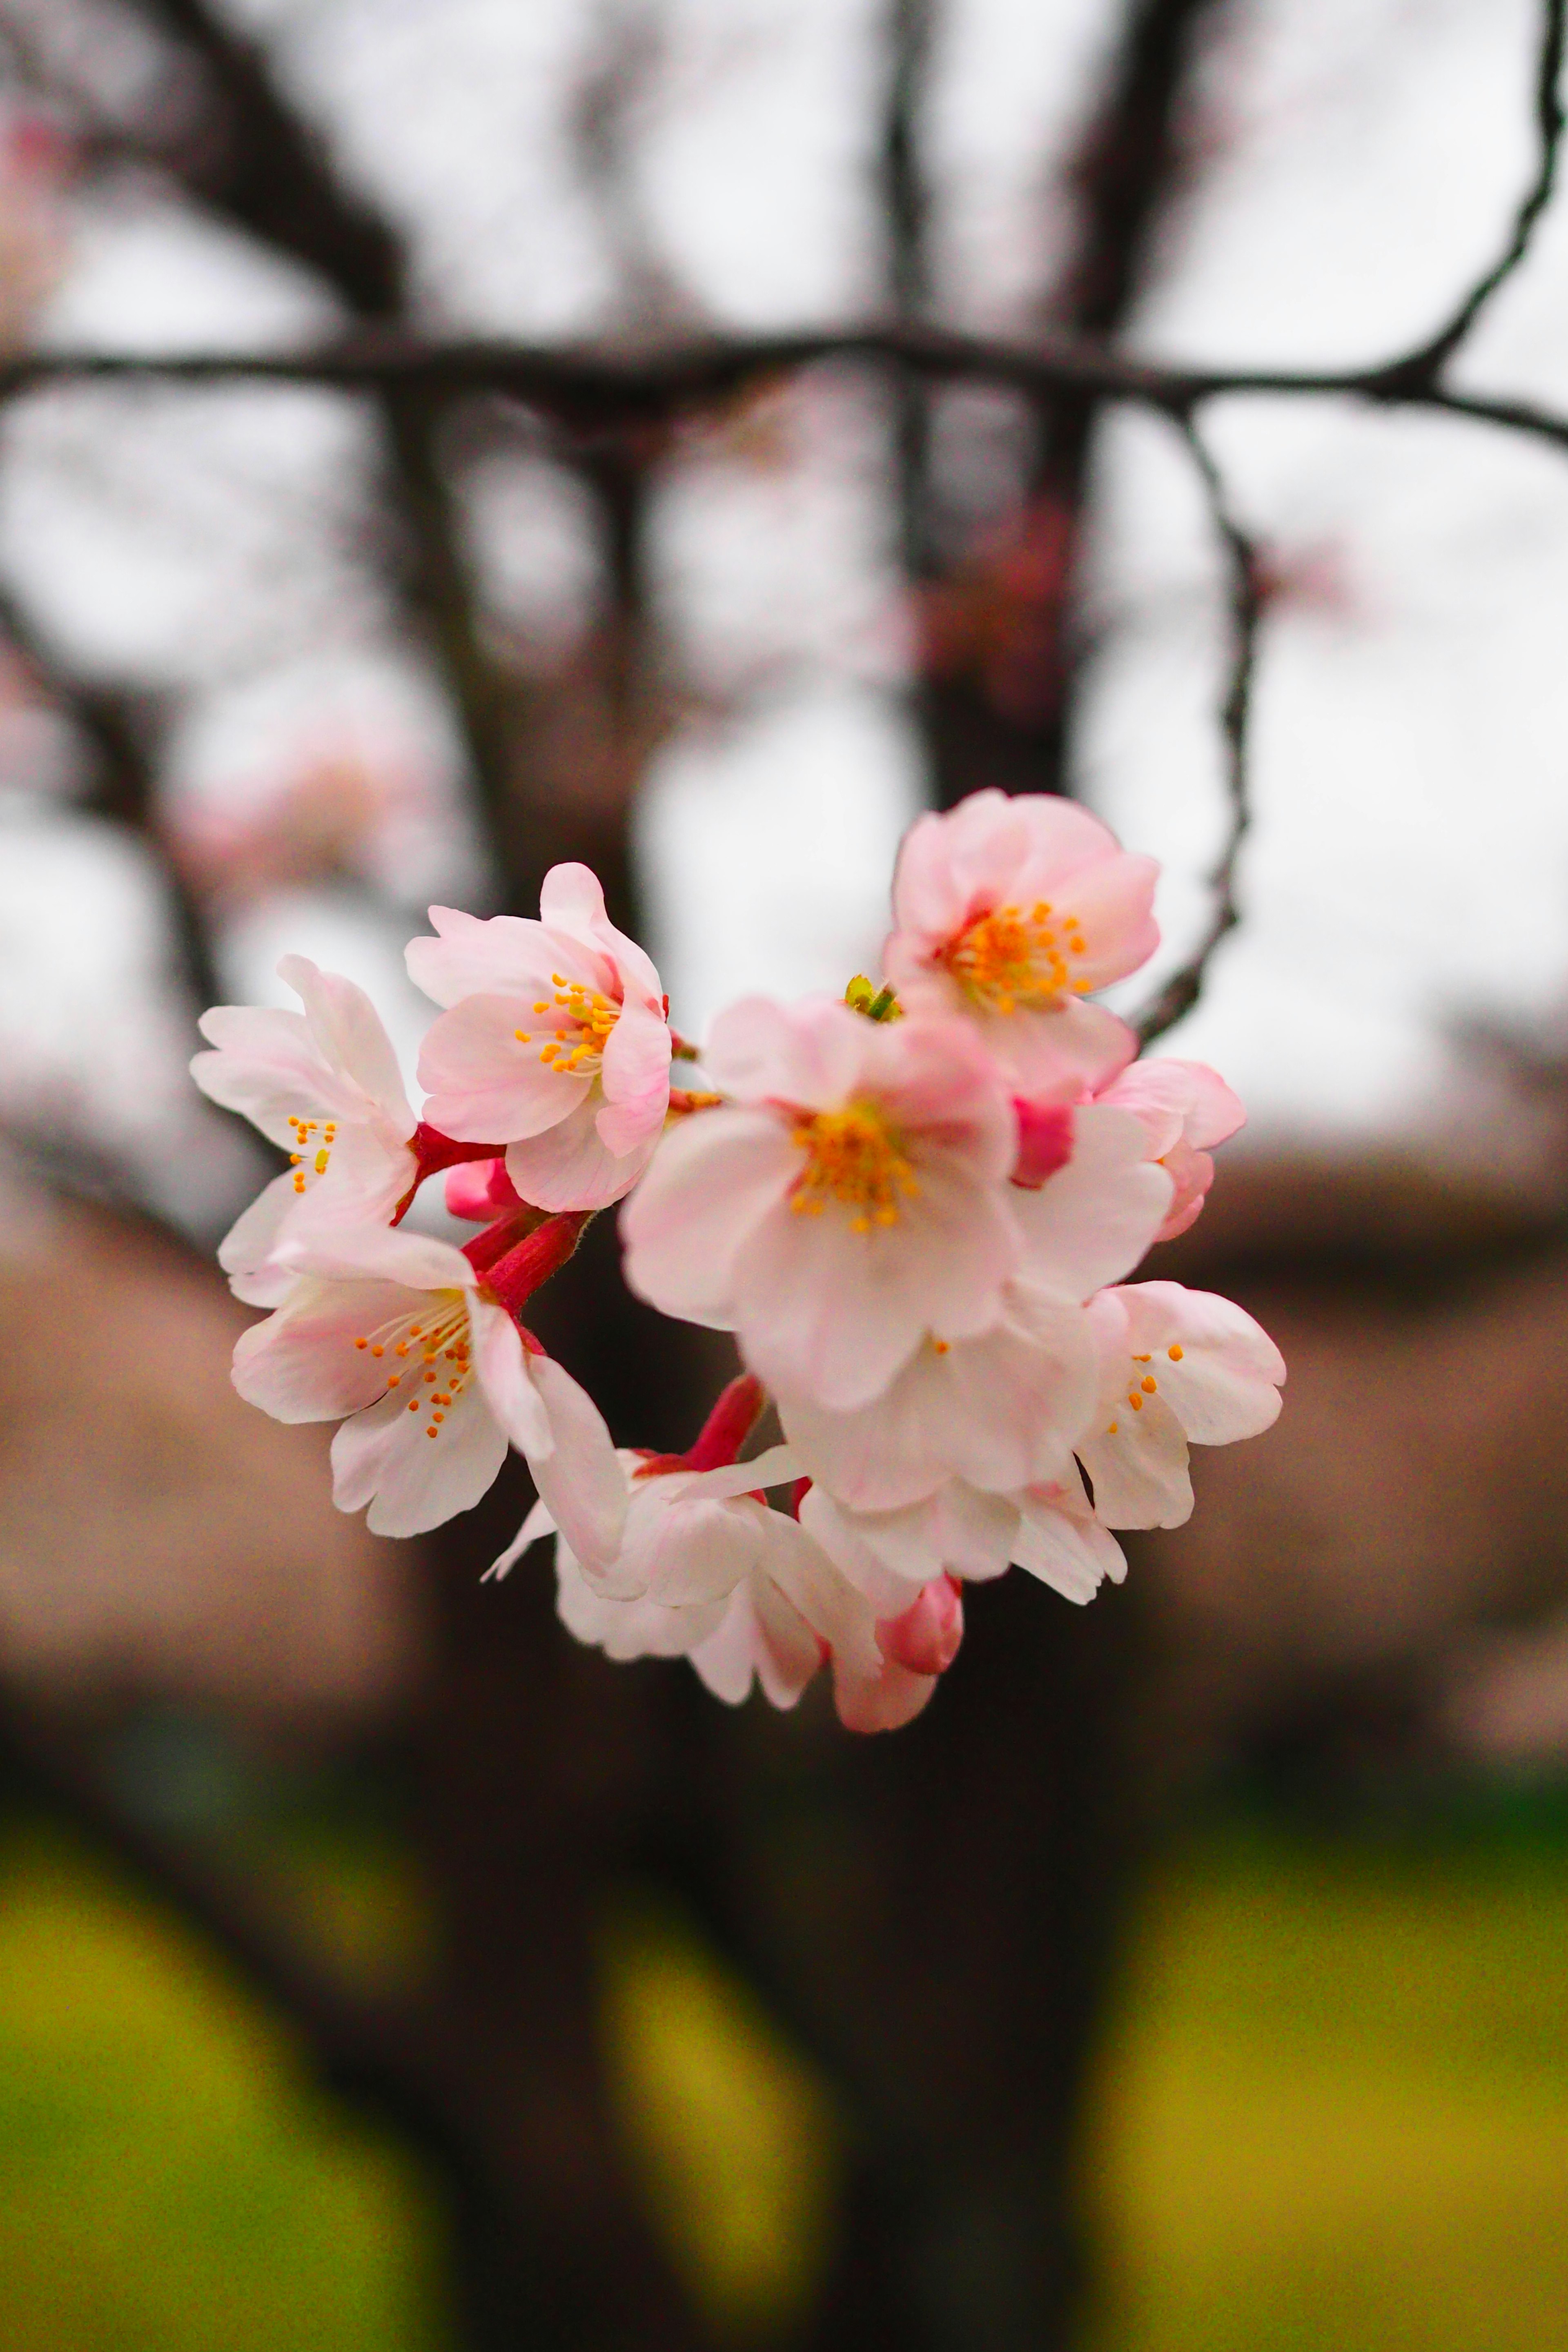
883, 0, 938, 586
6, 324, 1568, 454
1131, 415, 1260, 1047
1394, 0, 1566, 383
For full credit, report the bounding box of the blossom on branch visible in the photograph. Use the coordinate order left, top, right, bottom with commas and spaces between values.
883, 789, 1155, 1090
621, 994, 1022, 1410
192, 955, 419, 1306
1076, 1281, 1285, 1529
501, 1450, 952, 1732
200, 784, 1284, 1733
232, 1223, 624, 1552
410, 862, 672, 1211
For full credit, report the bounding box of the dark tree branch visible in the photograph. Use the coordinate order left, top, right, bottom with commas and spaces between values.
1132, 415, 1260, 1047
0, 1694, 457, 2152
8, 318, 1568, 451
1393, 0, 1566, 384
118, 0, 405, 316
882, 0, 939, 588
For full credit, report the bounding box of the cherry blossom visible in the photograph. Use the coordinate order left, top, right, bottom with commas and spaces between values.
800, 1465, 1126, 1610
770, 1283, 1097, 1512
232, 1223, 625, 1552
621, 995, 1021, 1410
409, 864, 672, 1212
503, 1458, 948, 1732
882, 789, 1155, 1090
1094, 1059, 1244, 1241
1075, 1281, 1286, 1530
1009, 1103, 1174, 1298
198, 791, 1284, 1736
192, 955, 419, 1306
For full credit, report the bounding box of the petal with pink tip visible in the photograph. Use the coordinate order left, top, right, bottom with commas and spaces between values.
419, 993, 594, 1143
232, 1276, 414, 1421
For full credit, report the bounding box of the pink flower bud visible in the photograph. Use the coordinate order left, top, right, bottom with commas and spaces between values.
876, 1575, 964, 1676
445, 1156, 524, 1221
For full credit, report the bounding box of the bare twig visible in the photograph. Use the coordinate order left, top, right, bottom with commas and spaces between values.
1393, 0, 1566, 383
1131, 415, 1260, 1047
7, 321, 1568, 454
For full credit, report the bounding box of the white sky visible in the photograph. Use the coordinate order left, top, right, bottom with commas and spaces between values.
2, 0, 1566, 1221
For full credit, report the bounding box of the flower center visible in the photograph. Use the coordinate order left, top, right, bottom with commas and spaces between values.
944, 901, 1089, 1013
513, 971, 620, 1079
286, 1113, 338, 1195
790, 1102, 919, 1234
352, 1289, 474, 1439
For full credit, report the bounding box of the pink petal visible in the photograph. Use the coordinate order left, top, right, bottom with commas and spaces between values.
620, 1108, 798, 1329
232, 1276, 423, 1422
419, 993, 594, 1143
527, 1353, 629, 1572
1011, 1105, 1172, 1297
506, 1091, 650, 1212
406, 905, 558, 1006
280, 955, 412, 1128
332, 1382, 509, 1536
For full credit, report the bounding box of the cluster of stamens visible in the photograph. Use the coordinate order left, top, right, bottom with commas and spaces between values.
1105, 1343, 1183, 1436
287, 1114, 337, 1194
944, 901, 1089, 1013
790, 1103, 920, 1235
352, 1294, 473, 1439
513, 972, 620, 1078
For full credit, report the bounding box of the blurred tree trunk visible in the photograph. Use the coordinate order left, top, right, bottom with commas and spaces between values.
908, 0, 1230, 809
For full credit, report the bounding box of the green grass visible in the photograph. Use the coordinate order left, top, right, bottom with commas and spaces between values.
0, 1818, 444, 2352
7, 1789, 1568, 2349
1081, 1822, 1568, 2350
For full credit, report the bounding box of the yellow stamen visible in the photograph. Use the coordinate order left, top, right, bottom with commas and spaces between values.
944, 901, 1086, 1013
790, 1102, 919, 1232
1168, 1343, 1184, 1361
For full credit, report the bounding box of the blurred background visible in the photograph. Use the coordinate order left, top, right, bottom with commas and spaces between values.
4, 0, 1568, 2346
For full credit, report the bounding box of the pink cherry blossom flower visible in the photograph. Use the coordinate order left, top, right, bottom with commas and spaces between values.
771, 1283, 1098, 1512
800, 1466, 1126, 1610
621, 995, 1021, 1411
408, 864, 672, 1212
883, 789, 1155, 1091
192, 955, 419, 1306
232, 1223, 625, 1552
1093, 1059, 1244, 1241
766, 1106, 1171, 1517
510, 1462, 946, 1733
1075, 1280, 1285, 1530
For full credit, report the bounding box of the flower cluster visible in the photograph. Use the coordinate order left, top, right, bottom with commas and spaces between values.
196, 791, 1283, 1733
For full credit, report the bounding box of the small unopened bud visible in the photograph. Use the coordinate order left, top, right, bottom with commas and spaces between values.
877, 1575, 964, 1676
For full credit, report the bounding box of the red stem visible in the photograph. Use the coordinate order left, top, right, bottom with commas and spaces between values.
474, 1211, 591, 1318
684, 1374, 767, 1472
